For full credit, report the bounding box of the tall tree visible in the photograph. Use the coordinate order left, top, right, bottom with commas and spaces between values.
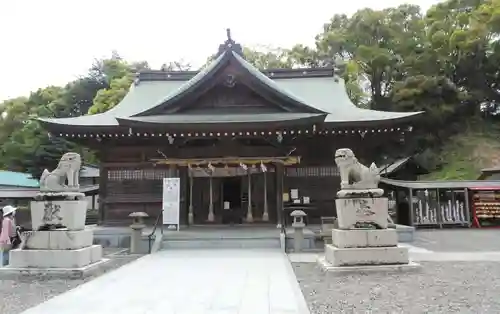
315, 5, 426, 110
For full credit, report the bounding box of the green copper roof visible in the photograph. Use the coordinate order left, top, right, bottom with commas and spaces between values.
38, 49, 422, 130
273, 77, 421, 124
0, 170, 39, 188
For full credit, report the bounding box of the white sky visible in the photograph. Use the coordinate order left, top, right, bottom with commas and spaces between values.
0, 0, 442, 101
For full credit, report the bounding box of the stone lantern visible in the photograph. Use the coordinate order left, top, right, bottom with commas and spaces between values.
129, 212, 149, 254
290, 210, 306, 228
290, 210, 307, 252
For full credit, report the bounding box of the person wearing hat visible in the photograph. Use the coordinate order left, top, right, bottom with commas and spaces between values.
0, 205, 17, 266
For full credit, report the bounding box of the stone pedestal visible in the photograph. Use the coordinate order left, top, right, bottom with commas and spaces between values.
10, 244, 102, 268
31, 199, 87, 231
319, 196, 420, 274
336, 198, 389, 229
332, 229, 398, 248
25, 229, 93, 250
0, 199, 108, 279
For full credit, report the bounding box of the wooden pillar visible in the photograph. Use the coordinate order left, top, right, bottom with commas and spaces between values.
246, 171, 254, 222
208, 176, 215, 222
179, 167, 188, 226
188, 172, 194, 225
408, 188, 414, 226
98, 166, 108, 225
262, 171, 269, 222
276, 163, 284, 228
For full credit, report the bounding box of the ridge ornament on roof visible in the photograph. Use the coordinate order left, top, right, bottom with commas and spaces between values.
216, 28, 243, 58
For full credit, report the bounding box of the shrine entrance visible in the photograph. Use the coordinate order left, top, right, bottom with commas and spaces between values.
221, 177, 243, 224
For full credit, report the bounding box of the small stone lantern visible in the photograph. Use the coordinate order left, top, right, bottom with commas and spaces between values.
290, 210, 307, 252
129, 212, 148, 254
290, 210, 306, 228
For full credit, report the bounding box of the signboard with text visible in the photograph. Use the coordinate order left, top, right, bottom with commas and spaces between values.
162, 177, 180, 228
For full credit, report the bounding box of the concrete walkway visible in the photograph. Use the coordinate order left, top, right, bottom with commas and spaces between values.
22, 249, 310, 314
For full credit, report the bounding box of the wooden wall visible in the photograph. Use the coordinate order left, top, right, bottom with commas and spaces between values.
96, 134, 386, 225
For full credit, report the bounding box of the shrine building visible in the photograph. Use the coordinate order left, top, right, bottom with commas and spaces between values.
38, 30, 422, 226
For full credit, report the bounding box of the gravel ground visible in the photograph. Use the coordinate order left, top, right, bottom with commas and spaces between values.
0, 249, 142, 314
293, 262, 500, 314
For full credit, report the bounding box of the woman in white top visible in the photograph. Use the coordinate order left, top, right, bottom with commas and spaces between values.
0, 205, 17, 266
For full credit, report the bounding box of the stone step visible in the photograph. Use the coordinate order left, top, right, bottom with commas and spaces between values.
160, 238, 281, 250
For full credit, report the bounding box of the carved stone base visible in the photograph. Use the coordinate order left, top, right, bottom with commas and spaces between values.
336, 188, 384, 198
336, 197, 388, 229
332, 229, 398, 248
31, 200, 87, 231
24, 229, 93, 250
34, 192, 85, 201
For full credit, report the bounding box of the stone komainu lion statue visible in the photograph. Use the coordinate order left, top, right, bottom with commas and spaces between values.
39, 152, 82, 192
334, 148, 380, 190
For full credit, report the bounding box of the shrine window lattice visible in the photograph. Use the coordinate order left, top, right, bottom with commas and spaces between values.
107, 168, 178, 181
107, 166, 338, 180
285, 166, 339, 177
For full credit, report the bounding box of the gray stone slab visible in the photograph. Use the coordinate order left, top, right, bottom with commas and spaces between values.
18, 249, 309, 314
162, 238, 282, 250
9, 245, 102, 268
332, 229, 397, 248
317, 256, 421, 274
324, 244, 409, 266
0, 258, 111, 280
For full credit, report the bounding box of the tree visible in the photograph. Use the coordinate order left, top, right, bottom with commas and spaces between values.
241, 47, 293, 69
315, 5, 426, 110
160, 60, 191, 71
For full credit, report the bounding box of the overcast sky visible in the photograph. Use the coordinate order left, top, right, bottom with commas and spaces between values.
0, 0, 442, 101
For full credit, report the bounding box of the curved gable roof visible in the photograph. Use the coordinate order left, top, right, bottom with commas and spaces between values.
38, 38, 422, 131
134, 51, 325, 116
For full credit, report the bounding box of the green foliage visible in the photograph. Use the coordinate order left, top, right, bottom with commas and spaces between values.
421, 126, 500, 180
242, 47, 293, 69
87, 58, 136, 114
89, 74, 134, 114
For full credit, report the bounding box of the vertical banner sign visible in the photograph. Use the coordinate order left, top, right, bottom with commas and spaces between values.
162, 177, 180, 229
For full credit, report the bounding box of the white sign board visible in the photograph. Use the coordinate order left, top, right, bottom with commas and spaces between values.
162, 177, 180, 228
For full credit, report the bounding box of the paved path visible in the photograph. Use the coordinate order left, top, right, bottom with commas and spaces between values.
22, 249, 309, 314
